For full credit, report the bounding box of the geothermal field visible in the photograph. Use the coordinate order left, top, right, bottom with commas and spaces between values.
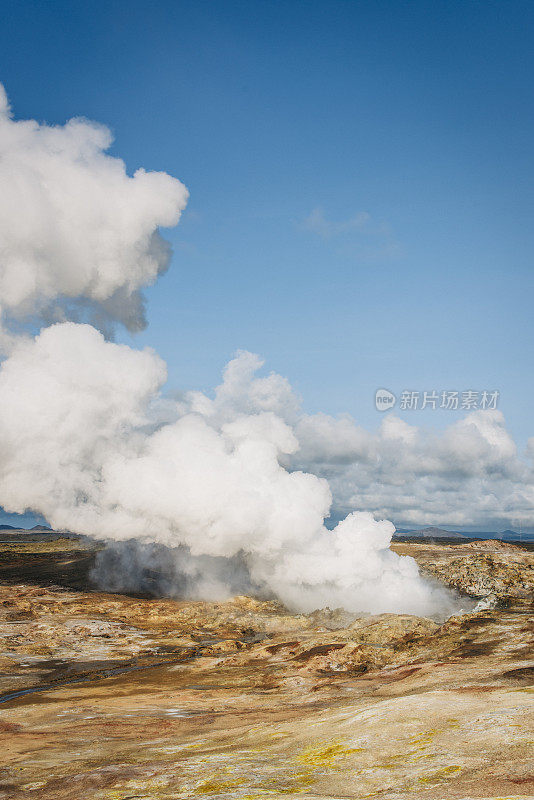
0, 33, 533, 800
0, 532, 532, 799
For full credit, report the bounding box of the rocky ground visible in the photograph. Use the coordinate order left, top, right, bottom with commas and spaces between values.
0, 536, 532, 799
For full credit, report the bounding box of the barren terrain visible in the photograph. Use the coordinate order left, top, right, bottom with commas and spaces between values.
0, 535, 532, 799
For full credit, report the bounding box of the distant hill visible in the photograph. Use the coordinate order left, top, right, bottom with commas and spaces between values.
0, 523, 53, 533
500, 529, 534, 540
396, 526, 467, 539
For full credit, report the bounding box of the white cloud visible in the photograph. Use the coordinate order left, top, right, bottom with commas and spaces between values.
301, 207, 372, 238
299, 206, 401, 261
179, 357, 534, 531
292, 406, 533, 531
0, 84, 188, 338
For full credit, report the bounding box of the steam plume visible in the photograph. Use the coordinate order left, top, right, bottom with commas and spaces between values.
0, 85, 457, 616
0, 83, 188, 339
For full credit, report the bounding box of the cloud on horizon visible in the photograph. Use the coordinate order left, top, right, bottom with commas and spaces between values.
210, 356, 533, 532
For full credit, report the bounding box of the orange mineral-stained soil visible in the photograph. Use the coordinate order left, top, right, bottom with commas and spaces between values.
0, 537, 532, 799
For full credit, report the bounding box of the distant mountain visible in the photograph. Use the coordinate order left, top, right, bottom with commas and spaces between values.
397, 526, 467, 539
501, 529, 534, 540
393, 525, 534, 540
0, 523, 53, 532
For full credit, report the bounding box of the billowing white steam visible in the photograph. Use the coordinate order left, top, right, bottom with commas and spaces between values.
0, 85, 457, 616
0, 83, 188, 339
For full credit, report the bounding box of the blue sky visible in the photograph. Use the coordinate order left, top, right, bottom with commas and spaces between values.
1, 0, 533, 528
